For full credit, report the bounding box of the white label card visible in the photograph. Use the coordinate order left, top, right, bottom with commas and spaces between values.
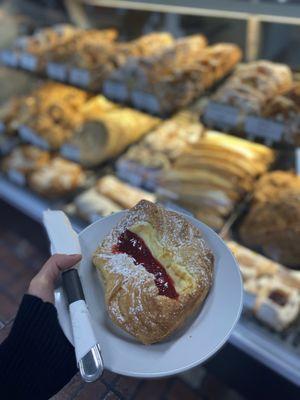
245, 116, 283, 144
103, 80, 128, 101
47, 62, 68, 81
7, 169, 26, 186
69, 68, 90, 87
19, 125, 49, 150
204, 101, 239, 129
131, 90, 161, 114
0, 50, 19, 67
61, 144, 81, 163
296, 148, 300, 176
20, 53, 38, 71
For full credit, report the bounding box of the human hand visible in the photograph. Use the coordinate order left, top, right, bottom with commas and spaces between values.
28, 254, 82, 304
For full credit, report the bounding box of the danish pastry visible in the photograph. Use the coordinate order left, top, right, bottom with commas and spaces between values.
93, 200, 214, 344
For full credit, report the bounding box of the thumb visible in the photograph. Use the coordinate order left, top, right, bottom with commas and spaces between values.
28, 254, 82, 303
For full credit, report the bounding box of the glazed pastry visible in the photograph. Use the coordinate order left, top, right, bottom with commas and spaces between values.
96, 175, 156, 208
2, 145, 50, 176
74, 188, 122, 222
28, 157, 85, 197
240, 171, 300, 267
93, 200, 214, 344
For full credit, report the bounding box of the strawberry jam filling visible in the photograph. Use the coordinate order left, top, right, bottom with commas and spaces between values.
113, 229, 178, 299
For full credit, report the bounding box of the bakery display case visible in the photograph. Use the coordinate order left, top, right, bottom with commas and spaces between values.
1, 0, 300, 389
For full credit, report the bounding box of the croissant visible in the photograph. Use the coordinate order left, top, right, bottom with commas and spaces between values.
93, 200, 214, 344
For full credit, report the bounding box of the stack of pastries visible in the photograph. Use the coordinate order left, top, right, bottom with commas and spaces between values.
240, 171, 300, 267
74, 175, 156, 222
157, 131, 274, 230
213, 61, 293, 115
67, 32, 174, 90
13, 24, 79, 55
228, 241, 300, 331
116, 109, 204, 189
2, 84, 158, 161
106, 35, 241, 113
10, 82, 89, 149
46, 28, 118, 66
2, 145, 86, 197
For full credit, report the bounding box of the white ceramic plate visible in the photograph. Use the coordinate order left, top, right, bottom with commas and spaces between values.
55, 211, 243, 378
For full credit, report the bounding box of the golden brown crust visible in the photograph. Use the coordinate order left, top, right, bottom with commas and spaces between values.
240, 171, 300, 266
28, 157, 85, 197
93, 200, 214, 344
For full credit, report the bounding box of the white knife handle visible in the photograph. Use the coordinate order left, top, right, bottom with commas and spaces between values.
62, 269, 103, 382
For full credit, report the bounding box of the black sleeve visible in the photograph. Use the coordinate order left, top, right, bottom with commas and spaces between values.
0, 294, 77, 400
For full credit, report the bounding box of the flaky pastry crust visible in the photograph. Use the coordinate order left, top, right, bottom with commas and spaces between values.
93, 200, 214, 344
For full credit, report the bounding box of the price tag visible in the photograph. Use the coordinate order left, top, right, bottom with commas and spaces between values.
60, 144, 81, 163
296, 148, 300, 176
7, 169, 26, 186
0, 50, 19, 67
69, 68, 90, 87
103, 80, 128, 101
0, 137, 18, 155
131, 90, 161, 114
203, 101, 239, 129
19, 125, 49, 150
47, 62, 68, 81
245, 116, 283, 145
19, 53, 38, 71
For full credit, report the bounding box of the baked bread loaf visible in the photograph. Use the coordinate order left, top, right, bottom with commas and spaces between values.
240, 171, 300, 267
93, 200, 214, 344
28, 157, 85, 197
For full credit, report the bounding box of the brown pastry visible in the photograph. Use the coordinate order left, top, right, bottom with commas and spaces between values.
68, 107, 159, 166
158, 131, 274, 231
28, 157, 85, 197
214, 61, 293, 114
227, 241, 280, 281
240, 171, 300, 267
96, 175, 156, 208
93, 200, 214, 344
12, 82, 89, 149
2, 145, 50, 175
